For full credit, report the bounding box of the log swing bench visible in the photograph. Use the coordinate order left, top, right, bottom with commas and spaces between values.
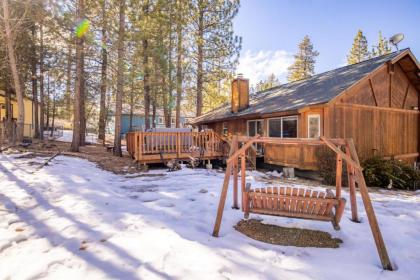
212, 135, 394, 271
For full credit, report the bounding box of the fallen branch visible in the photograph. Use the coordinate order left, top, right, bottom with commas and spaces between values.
31, 151, 61, 173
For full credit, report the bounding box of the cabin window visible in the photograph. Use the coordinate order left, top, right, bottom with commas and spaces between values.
247, 120, 263, 137
268, 116, 298, 138
158, 117, 163, 125
222, 122, 228, 136
308, 114, 320, 138
171, 117, 175, 125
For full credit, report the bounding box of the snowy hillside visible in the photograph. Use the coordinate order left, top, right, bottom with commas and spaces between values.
0, 153, 419, 279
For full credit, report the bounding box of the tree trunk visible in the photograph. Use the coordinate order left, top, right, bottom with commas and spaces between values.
46, 74, 50, 129
65, 39, 72, 120
129, 56, 135, 132
5, 83, 13, 142
98, 0, 107, 143
196, 3, 204, 117
113, 0, 126, 156
142, 0, 150, 130
152, 98, 156, 128
70, 0, 85, 152
175, 0, 183, 127
79, 54, 86, 146
2, 0, 25, 141
164, 5, 174, 128
50, 84, 56, 137
31, 23, 39, 138
39, 23, 45, 140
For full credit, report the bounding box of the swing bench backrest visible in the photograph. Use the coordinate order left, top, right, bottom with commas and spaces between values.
243, 185, 346, 226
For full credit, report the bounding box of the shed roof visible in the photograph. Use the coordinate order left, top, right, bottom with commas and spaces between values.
192, 49, 417, 124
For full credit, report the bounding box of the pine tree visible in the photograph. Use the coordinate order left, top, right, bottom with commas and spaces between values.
347, 30, 370, 65
256, 73, 279, 91
192, 0, 241, 116
287, 35, 319, 82
371, 31, 392, 57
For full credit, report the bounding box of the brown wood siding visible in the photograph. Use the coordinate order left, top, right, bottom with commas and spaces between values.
326, 103, 419, 160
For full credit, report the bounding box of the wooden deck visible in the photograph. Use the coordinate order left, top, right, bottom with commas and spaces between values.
126, 130, 227, 164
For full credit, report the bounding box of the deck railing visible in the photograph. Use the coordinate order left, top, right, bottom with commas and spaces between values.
126, 130, 226, 162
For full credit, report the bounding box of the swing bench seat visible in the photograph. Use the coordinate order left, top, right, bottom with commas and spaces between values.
243, 184, 346, 230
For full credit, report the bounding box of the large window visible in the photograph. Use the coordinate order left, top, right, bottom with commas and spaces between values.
308, 114, 320, 138
268, 116, 298, 138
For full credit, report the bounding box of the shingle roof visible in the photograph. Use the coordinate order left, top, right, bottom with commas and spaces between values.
192, 49, 408, 124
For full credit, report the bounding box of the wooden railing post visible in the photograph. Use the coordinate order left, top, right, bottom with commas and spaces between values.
138, 132, 143, 161
176, 132, 181, 158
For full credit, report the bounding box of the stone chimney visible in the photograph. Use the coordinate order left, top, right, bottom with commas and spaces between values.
231, 74, 249, 113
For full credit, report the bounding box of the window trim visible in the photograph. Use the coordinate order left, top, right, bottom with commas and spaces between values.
268, 115, 299, 138
222, 122, 228, 136
307, 114, 321, 139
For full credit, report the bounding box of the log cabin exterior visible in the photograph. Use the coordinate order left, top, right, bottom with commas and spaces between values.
191, 49, 420, 170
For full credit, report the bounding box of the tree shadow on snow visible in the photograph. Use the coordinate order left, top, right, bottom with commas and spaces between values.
0, 162, 171, 280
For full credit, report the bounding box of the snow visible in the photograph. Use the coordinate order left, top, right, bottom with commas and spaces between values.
57, 130, 98, 144
1, 152, 420, 280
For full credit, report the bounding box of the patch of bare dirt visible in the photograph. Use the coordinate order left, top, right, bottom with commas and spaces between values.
234, 219, 342, 248
5, 140, 144, 174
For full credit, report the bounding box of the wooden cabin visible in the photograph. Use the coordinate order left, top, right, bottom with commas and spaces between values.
191, 49, 420, 170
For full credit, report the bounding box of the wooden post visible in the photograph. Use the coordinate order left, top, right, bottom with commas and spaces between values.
241, 152, 246, 211
320, 136, 362, 171
176, 132, 180, 158
138, 132, 143, 161
230, 136, 239, 209
348, 140, 393, 270
345, 142, 359, 222
335, 152, 342, 199
212, 161, 233, 237
213, 135, 238, 237
233, 157, 239, 209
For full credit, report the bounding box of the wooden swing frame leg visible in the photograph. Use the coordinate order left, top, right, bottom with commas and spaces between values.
345, 138, 393, 270
212, 162, 232, 237
345, 142, 359, 222
232, 158, 239, 209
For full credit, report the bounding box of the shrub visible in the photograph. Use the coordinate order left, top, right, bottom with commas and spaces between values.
316, 147, 348, 186
362, 156, 420, 190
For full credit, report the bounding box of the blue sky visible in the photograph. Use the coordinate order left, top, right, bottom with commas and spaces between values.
233, 0, 420, 85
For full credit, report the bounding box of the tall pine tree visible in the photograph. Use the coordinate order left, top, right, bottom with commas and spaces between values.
287, 35, 319, 82
371, 31, 392, 57
347, 30, 370, 64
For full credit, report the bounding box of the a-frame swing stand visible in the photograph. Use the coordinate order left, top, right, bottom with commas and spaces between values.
212, 135, 393, 271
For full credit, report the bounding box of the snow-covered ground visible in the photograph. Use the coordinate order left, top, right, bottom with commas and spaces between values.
57, 130, 98, 144
1, 152, 419, 280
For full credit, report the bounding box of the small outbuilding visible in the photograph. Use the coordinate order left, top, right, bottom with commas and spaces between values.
191, 49, 420, 170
